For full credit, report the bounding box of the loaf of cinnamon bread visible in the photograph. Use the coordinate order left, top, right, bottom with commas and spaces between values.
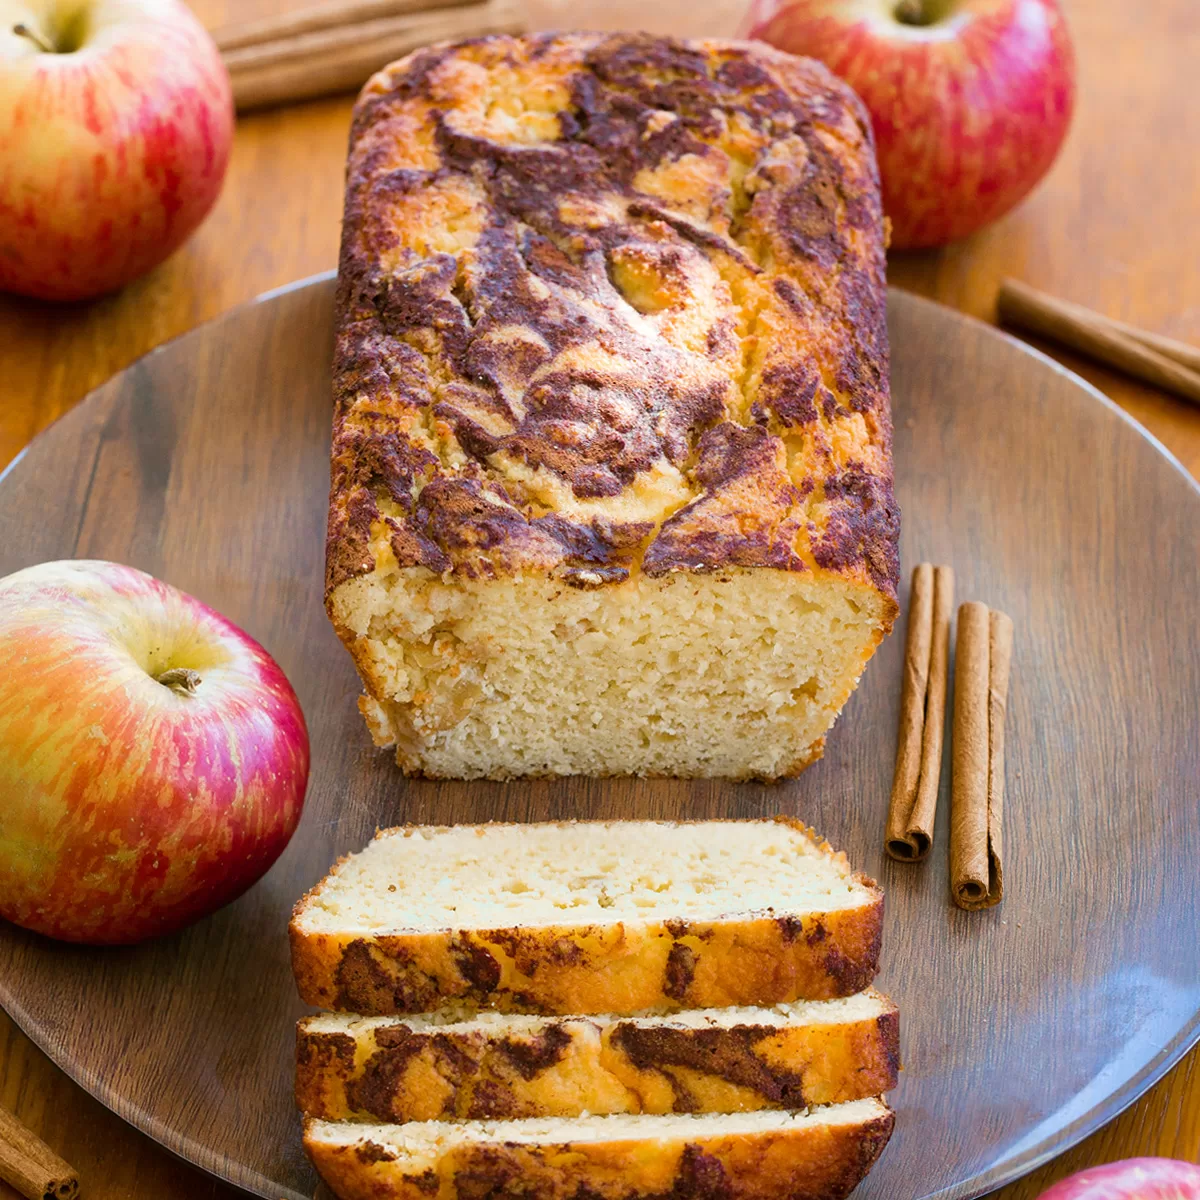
325, 32, 898, 779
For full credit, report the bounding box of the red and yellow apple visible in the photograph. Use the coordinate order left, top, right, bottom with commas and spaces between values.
744, 0, 1076, 249
0, 560, 309, 944
0, 0, 234, 301
1036, 1158, 1200, 1200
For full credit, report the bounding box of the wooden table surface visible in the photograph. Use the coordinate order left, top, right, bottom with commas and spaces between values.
1, 1, 1197, 1197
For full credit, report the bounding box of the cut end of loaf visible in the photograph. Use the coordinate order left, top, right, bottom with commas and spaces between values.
330, 568, 893, 779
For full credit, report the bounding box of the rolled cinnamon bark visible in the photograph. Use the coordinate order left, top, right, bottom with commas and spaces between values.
211, 0, 484, 54
0, 1106, 78, 1200
984, 609, 1014, 904
950, 603, 1013, 910
885, 564, 933, 858
223, 2, 523, 112
885, 564, 954, 860
915, 566, 954, 848
950, 602, 991, 906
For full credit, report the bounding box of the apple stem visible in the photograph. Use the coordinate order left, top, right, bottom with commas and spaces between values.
156, 668, 203, 695
12, 22, 55, 52
894, 0, 943, 24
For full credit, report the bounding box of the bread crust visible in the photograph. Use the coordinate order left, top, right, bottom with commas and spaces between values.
325, 31, 898, 600
291, 901, 882, 1017
289, 819, 883, 1016
303, 1108, 895, 1200
295, 1000, 899, 1121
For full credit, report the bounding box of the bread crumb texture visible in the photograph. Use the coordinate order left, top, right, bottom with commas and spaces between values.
299, 821, 874, 931
326, 33, 899, 778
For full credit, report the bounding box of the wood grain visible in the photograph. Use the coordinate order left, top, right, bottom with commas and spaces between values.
0, 1, 1198, 1197
2, 277, 1200, 1200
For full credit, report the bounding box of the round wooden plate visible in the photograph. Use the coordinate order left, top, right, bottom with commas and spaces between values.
1, 275, 1198, 1200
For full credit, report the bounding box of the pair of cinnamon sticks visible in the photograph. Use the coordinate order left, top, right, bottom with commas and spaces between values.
210, 0, 524, 112
998, 278, 1200, 409
0, 1105, 77, 1200
885, 564, 1014, 910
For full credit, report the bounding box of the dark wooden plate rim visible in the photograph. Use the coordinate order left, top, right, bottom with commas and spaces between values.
2, 273, 1198, 1200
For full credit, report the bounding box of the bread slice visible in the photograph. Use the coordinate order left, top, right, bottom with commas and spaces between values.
290, 820, 882, 1015
326, 33, 900, 781
297, 990, 899, 1122
304, 1100, 894, 1200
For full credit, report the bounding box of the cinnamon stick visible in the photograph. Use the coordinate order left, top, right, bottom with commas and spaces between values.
211, 0, 482, 54
998, 278, 1200, 408
885, 563, 953, 860
221, 7, 481, 71
0, 1106, 78, 1200
885, 564, 933, 857
225, 1, 523, 112
1120, 322, 1200, 375
999, 277, 1200, 374
984, 609, 1014, 905
914, 566, 954, 850
950, 603, 990, 906
950, 602, 1013, 910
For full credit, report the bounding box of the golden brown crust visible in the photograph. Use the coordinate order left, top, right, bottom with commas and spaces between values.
290, 896, 882, 1017
295, 1001, 899, 1121
326, 32, 897, 600
304, 1108, 895, 1200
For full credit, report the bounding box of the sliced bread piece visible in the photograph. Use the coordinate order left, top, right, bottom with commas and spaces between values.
305, 1100, 895, 1200
290, 819, 883, 1015
296, 990, 900, 1121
